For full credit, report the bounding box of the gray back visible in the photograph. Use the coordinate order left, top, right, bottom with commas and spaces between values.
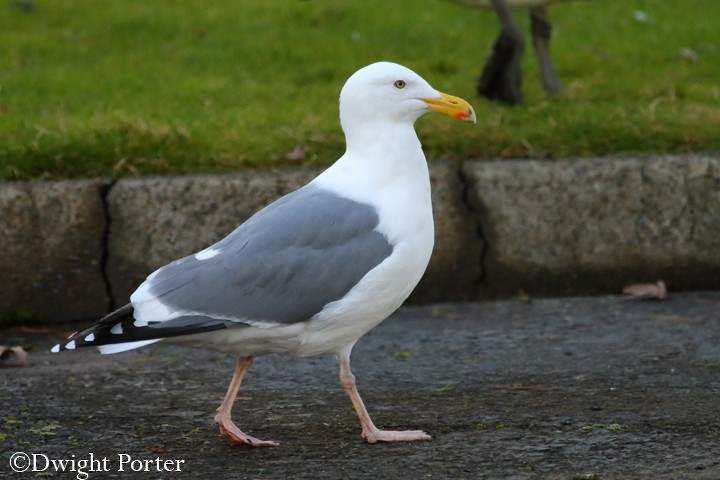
142, 184, 393, 325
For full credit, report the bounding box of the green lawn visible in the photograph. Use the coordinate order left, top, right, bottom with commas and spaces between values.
1, 0, 718, 179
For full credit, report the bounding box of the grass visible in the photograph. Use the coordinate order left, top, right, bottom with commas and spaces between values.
0, 0, 718, 179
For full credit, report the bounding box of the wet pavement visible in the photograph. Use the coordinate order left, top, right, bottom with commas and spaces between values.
2, 292, 719, 479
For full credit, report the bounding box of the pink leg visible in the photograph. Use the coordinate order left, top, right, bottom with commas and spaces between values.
215, 356, 279, 447
339, 356, 431, 443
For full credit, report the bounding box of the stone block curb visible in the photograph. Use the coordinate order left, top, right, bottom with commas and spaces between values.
1, 153, 718, 322
464, 153, 720, 296
0, 178, 111, 321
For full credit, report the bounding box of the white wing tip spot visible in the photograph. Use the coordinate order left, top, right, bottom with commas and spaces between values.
51, 344, 60, 353
111, 323, 123, 335
84, 333, 95, 342
66, 340, 76, 350
194, 247, 220, 261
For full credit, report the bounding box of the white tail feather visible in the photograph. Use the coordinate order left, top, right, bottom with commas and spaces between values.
98, 339, 163, 354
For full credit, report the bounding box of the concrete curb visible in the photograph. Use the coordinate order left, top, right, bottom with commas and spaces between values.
0, 178, 110, 321
464, 153, 720, 296
1, 153, 718, 321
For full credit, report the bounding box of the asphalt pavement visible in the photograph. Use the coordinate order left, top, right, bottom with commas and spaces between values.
2, 292, 719, 479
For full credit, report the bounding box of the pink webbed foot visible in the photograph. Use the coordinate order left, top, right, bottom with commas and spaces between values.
362, 426, 432, 444
338, 352, 432, 444
215, 411, 280, 447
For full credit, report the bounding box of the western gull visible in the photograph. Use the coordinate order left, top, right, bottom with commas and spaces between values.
52, 61, 476, 446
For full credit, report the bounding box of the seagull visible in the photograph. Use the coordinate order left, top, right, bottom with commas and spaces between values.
52, 61, 476, 446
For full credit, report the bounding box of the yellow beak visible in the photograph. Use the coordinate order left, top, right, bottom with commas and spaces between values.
422, 92, 476, 124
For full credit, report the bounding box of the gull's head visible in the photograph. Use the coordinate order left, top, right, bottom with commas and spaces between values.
339, 62, 476, 131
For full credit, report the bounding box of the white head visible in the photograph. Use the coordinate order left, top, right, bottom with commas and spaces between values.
339, 62, 476, 133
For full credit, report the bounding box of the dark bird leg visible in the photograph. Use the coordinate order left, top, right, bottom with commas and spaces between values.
530, 5, 563, 95
337, 349, 431, 443
215, 355, 280, 447
478, 0, 525, 105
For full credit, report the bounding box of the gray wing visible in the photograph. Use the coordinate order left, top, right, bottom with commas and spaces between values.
135, 184, 393, 327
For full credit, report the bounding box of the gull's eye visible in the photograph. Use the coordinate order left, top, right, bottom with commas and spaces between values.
393, 80, 406, 89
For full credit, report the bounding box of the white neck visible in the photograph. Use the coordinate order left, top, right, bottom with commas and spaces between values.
317, 120, 427, 192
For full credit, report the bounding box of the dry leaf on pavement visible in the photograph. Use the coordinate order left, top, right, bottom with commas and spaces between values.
622, 280, 668, 300
0, 345, 30, 367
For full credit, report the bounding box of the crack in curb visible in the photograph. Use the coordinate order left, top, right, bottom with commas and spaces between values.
99, 179, 118, 312
457, 161, 489, 289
